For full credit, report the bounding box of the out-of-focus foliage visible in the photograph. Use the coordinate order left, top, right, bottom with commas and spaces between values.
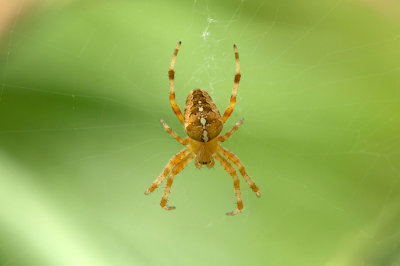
0, 1, 399, 265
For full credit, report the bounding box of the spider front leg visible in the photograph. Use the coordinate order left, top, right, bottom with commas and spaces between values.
160, 153, 195, 210
222, 44, 241, 123
218, 145, 261, 197
169, 41, 185, 124
218, 118, 244, 142
160, 119, 189, 145
145, 147, 191, 195
215, 152, 243, 216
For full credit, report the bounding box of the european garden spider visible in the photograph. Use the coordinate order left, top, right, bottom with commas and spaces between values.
145, 42, 260, 215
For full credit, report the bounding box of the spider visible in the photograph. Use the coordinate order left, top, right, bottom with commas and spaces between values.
145, 42, 260, 216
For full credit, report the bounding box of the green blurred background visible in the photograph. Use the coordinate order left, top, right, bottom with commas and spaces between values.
0, 0, 399, 265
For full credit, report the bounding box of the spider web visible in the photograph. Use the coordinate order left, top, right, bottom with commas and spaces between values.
0, 0, 399, 266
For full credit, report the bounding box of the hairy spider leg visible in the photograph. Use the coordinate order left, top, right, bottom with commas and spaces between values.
160, 119, 189, 145
222, 44, 241, 123
160, 153, 195, 210
145, 147, 191, 194
215, 152, 243, 216
169, 41, 185, 124
218, 145, 261, 197
218, 118, 244, 142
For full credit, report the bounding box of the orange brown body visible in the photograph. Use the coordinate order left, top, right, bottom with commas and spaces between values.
145, 42, 260, 216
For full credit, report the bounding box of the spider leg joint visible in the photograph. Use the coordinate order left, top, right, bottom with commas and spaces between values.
226, 209, 242, 216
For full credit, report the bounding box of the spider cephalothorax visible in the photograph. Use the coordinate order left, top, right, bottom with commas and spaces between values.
145, 42, 260, 216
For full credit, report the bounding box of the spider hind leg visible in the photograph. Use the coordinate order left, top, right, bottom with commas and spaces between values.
160, 153, 195, 210
215, 152, 243, 216
218, 145, 261, 197
145, 147, 190, 195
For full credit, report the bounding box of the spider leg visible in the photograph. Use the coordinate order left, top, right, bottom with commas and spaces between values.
145, 147, 191, 195
169, 41, 185, 124
222, 44, 241, 123
214, 152, 243, 216
160, 119, 189, 145
194, 159, 202, 168
218, 145, 261, 197
218, 118, 244, 142
160, 152, 195, 210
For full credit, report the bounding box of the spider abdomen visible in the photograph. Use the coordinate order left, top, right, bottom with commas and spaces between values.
184, 89, 223, 142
